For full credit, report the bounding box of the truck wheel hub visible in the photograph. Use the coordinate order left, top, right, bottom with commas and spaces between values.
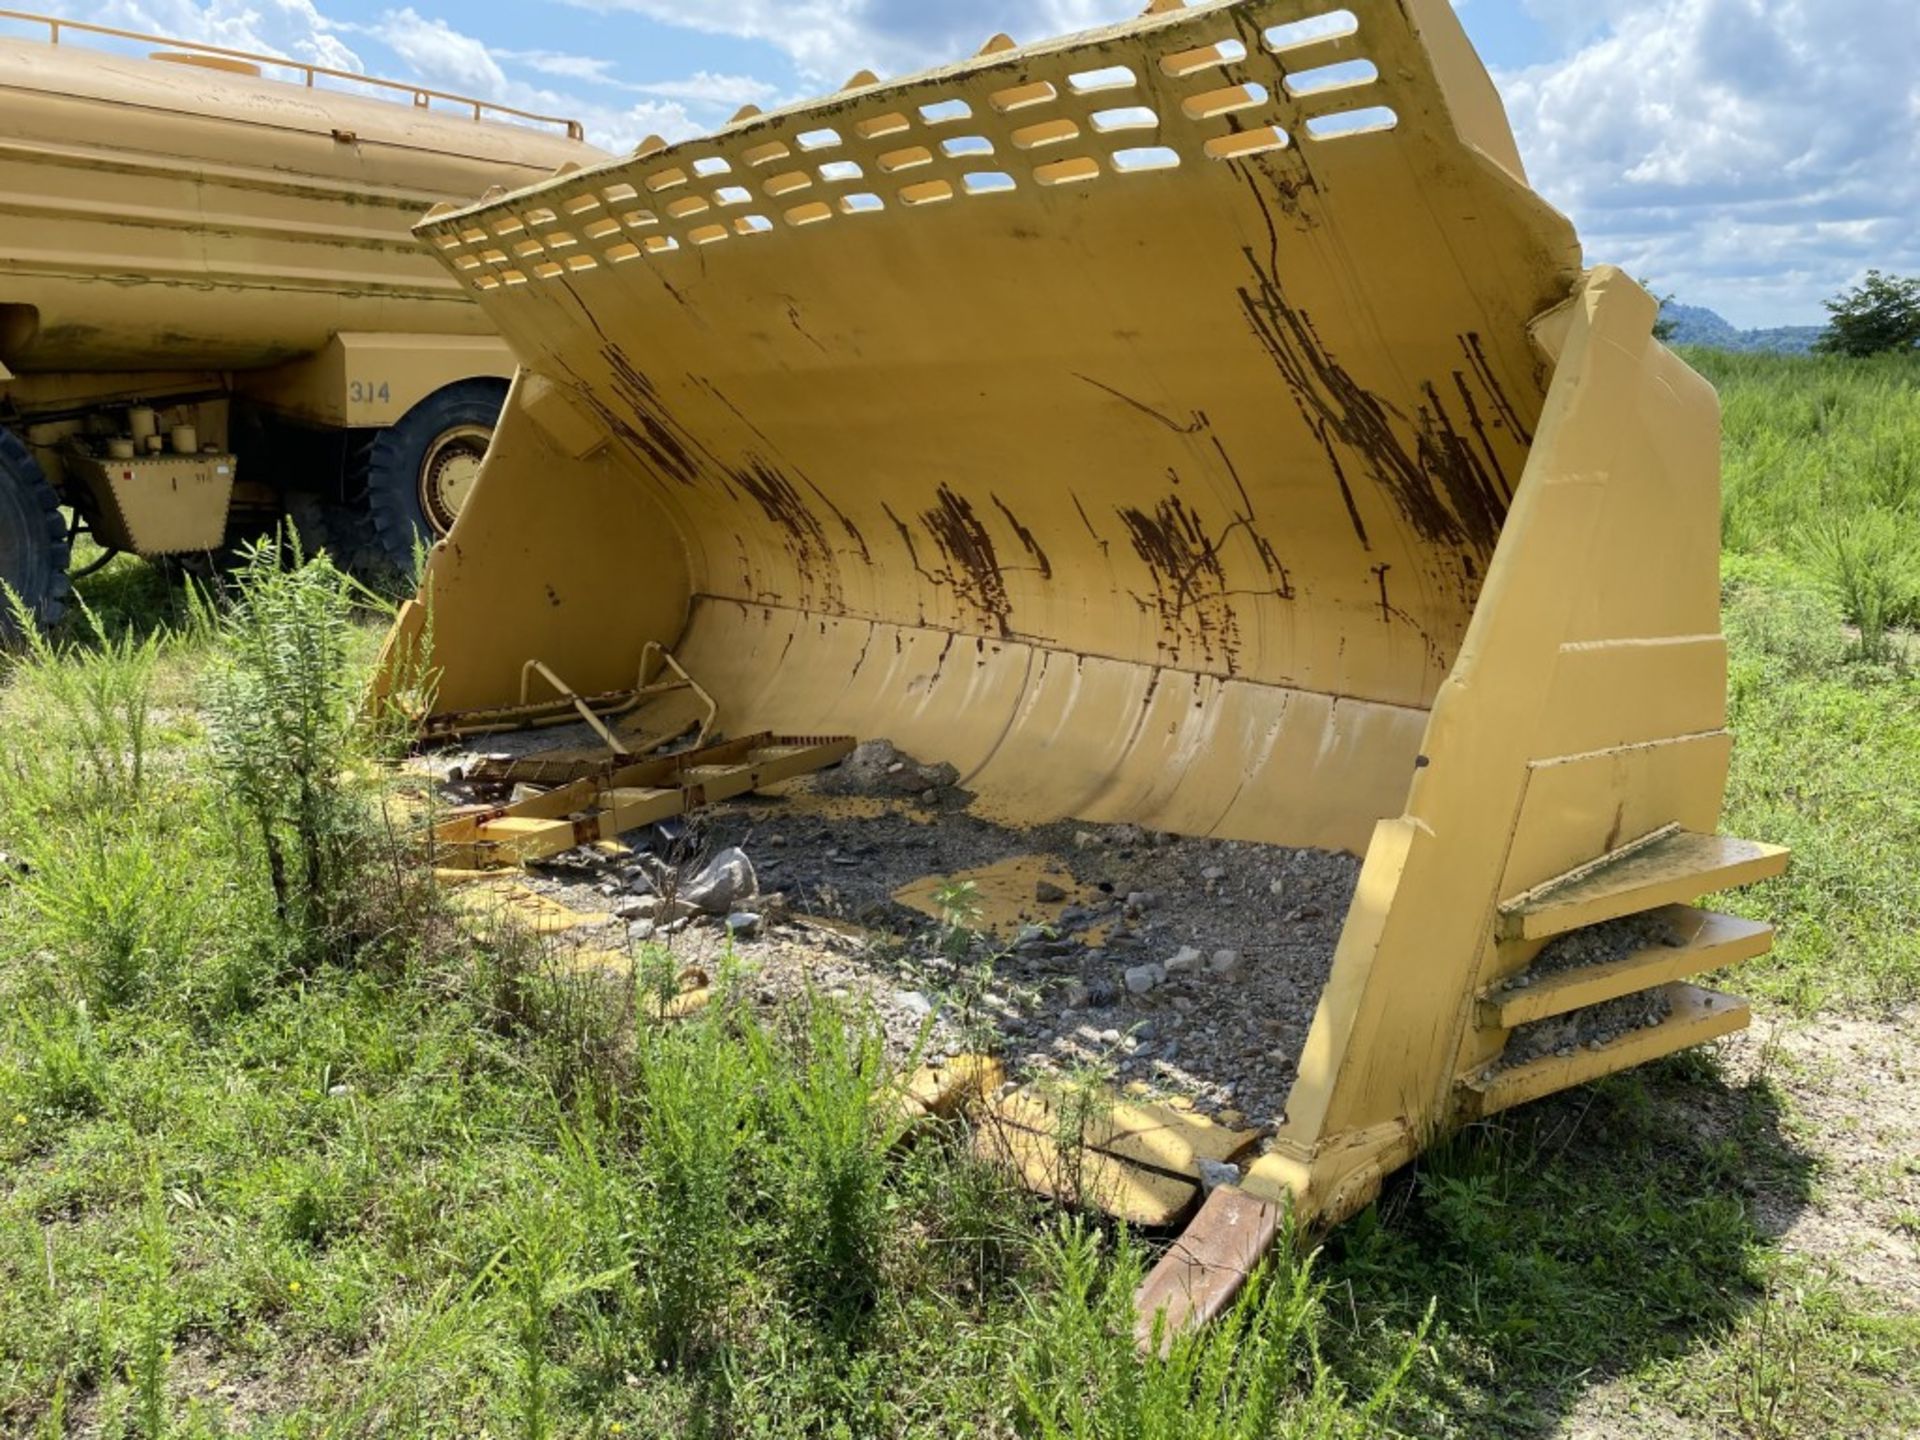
418, 424, 490, 536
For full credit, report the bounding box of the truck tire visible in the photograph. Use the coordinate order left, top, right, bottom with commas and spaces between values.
355, 378, 507, 583
0, 429, 71, 640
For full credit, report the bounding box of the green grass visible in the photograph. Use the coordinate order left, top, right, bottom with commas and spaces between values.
4, 352, 1920, 1436
1697, 348, 1920, 658
1718, 559, 1920, 1008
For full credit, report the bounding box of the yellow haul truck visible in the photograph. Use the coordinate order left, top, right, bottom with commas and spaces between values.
0, 12, 604, 630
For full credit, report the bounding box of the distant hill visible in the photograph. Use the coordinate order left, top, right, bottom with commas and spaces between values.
1661, 302, 1824, 355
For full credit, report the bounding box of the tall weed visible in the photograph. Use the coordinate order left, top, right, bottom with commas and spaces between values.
9, 999, 110, 1119
1014, 1219, 1427, 1440
1702, 348, 1920, 651
194, 538, 371, 958
549, 1107, 648, 1388
630, 1005, 755, 1367
756, 1001, 904, 1331
129, 1162, 176, 1440
14, 814, 203, 1010
1795, 509, 1920, 661
1, 585, 161, 809
1722, 556, 1849, 678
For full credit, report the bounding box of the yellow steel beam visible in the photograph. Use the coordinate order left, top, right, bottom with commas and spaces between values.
1483, 905, 1773, 1029
1498, 833, 1790, 942
1461, 983, 1750, 1118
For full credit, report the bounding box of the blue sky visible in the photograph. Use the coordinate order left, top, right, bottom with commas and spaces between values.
19, 1, 1920, 326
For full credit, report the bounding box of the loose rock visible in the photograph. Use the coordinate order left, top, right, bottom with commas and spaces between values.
1164, 946, 1204, 976
1197, 1159, 1242, 1194
894, 990, 934, 1018
815, 739, 959, 797
683, 847, 757, 914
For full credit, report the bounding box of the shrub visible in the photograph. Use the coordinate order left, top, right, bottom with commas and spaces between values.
1722, 556, 1849, 678
1, 586, 160, 810
629, 1004, 755, 1368
13, 813, 202, 1010
756, 1000, 904, 1331
1012, 1219, 1428, 1440
194, 538, 373, 960
1793, 509, 1920, 662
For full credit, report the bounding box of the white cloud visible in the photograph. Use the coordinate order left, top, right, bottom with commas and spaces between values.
497, 54, 778, 109
360, 9, 700, 150
632, 70, 778, 108
557, 0, 1141, 84
1498, 0, 1920, 323
30, 0, 364, 72
371, 7, 506, 95
495, 49, 621, 85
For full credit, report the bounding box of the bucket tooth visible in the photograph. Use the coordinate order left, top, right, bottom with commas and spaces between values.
1485, 905, 1774, 1029
1133, 1187, 1285, 1355
1463, 983, 1750, 1118
1498, 832, 1788, 943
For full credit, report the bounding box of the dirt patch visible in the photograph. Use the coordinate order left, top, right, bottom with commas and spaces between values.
1550, 1003, 1920, 1440
1722, 1007, 1920, 1312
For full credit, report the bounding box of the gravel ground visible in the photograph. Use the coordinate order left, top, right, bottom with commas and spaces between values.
1490, 914, 1691, 1068
1511, 912, 1688, 984
423, 737, 1359, 1128
1497, 989, 1679, 1068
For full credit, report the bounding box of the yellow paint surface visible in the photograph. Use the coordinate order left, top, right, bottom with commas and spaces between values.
974, 1120, 1198, 1229
892, 854, 1086, 937
450, 880, 610, 935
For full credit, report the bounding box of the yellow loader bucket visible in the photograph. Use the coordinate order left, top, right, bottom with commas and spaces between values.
387, 0, 1785, 1338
